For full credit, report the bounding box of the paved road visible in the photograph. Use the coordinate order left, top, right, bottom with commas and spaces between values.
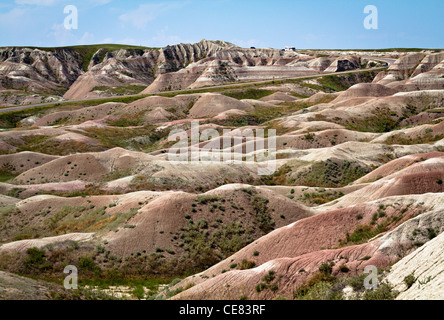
0, 57, 395, 114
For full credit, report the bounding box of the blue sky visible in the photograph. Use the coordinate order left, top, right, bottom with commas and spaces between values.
0, 0, 442, 49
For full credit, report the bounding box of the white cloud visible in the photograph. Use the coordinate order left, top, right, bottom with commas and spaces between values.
0, 7, 27, 25
47, 23, 94, 46
100, 37, 113, 44
231, 39, 262, 49
15, 0, 111, 6
151, 26, 181, 47
47, 23, 75, 46
78, 32, 94, 45
119, 1, 187, 30
15, 0, 58, 5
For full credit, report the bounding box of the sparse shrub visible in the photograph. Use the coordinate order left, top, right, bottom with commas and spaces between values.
197, 219, 208, 229
319, 262, 334, 275
427, 228, 437, 240
78, 256, 99, 273
404, 273, 416, 289
362, 283, 398, 300
263, 270, 276, 283
255, 283, 268, 292
270, 283, 279, 292
132, 285, 145, 300
239, 259, 256, 270
23, 247, 50, 272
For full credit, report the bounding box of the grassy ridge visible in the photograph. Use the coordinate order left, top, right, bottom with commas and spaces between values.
0, 69, 383, 128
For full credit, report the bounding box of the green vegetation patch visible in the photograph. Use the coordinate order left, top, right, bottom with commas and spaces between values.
83, 125, 168, 151
221, 88, 276, 100
92, 85, 146, 96
261, 160, 370, 188
14, 135, 103, 155
385, 132, 444, 145
0, 163, 19, 182
299, 189, 345, 205
210, 103, 306, 127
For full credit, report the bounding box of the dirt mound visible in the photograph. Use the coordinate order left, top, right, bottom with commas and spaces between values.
13, 148, 154, 185
123, 95, 197, 114
0, 152, 59, 173
188, 93, 254, 118
306, 92, 339, 103
259, 92, 299, 102
332, 83, 397, 103
241, 99, 279, 108
104, 186, 312, 258
371, 119, 444, 144
233, 129, 377, 153
0, 195, 19, 206
355, 152, 444, 183
0, 233, 94, 252
34, 103, 125, 126
0, 271, 55, 300
330, 169, 444, 209
291, 141, 435, 167
0, 180, 87, 198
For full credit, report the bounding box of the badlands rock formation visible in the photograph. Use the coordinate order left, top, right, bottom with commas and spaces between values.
1, 40, 367, 104
0, 48, 443, 300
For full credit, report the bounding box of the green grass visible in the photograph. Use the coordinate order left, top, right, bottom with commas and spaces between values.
221, 88, 276, 100
0, 163, 19, 182
296, 160, 371, 188
83, 125, 169, 151
91, 85, 147, 96
0, 94, 151, 128
299, 70, 379, 93
14, 135, 103, 155
299, 190, 345, 205
0, 173, 18, 182
385, 133, 444, 145
342, 107, 400, 133
211, 102, 306, 128
106, 111, 146, 127
262, 160, 370, 188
